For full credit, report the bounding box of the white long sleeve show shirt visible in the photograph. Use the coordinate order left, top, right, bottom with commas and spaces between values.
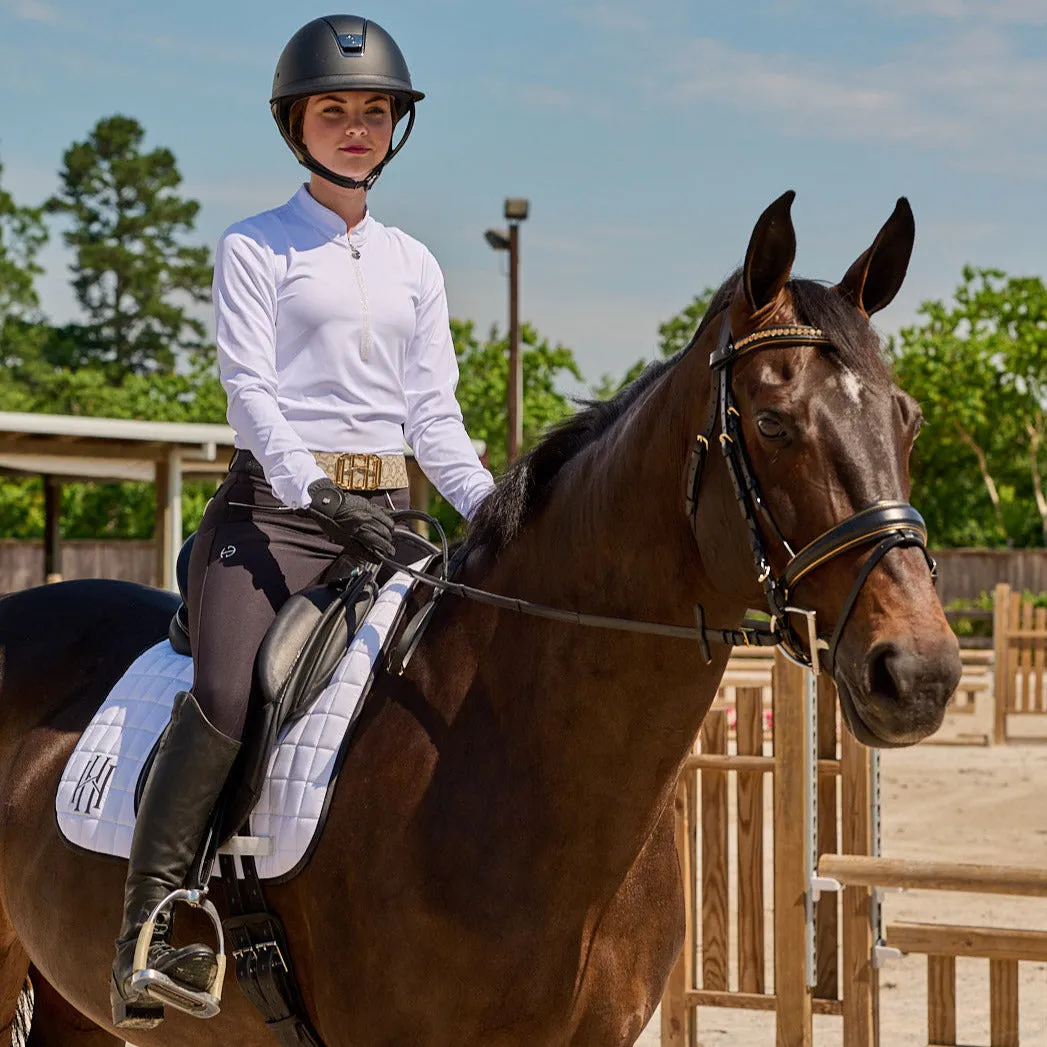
213, 184, 495, 518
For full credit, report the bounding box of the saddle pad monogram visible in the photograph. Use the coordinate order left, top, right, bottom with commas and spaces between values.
55, 567, 418, 881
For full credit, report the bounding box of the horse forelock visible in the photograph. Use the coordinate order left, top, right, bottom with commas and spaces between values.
464, 271, 894, 557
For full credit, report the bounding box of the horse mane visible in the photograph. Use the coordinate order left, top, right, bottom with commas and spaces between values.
465, 270, 888, 555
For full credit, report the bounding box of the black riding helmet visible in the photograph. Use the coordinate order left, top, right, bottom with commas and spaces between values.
270, 15, 424, 191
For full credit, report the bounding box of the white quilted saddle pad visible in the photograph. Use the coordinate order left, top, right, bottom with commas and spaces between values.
56, 567, 418, 881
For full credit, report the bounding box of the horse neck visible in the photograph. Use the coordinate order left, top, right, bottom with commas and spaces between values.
468, 338, 749, 892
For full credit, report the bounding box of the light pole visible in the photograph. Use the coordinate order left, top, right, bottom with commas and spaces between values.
485, 197, 529, 463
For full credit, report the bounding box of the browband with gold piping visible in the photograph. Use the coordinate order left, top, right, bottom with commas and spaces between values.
711, 324, 834, 369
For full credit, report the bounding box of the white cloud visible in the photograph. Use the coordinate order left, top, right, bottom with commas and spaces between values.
515, 83, 580, 108
916, 218, 1003, 249
660, 39, 961, 146
0, 158, 58, 205
9, 0, 58, 23
564, 3, 652, 34
595, 23, 1045, 177
558, 3, 1047, 171
181, 178, 291, 211
128, 30, 269, 69
874, 0, 1047, 24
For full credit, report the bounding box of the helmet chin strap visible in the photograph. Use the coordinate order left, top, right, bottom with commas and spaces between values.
294, 103, 416, 192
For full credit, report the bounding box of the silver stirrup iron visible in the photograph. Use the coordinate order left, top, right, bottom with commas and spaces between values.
130, 888, 227, 1019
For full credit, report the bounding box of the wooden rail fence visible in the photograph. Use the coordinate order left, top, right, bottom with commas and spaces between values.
660, 653, 875, 1046
661, 651, 1047, 1046
992, 583, 1047, 743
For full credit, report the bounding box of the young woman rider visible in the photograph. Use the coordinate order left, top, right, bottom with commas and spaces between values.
110, 15, 495, 1027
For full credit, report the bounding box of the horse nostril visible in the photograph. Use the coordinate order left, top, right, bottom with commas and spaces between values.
865, 642, 909, 701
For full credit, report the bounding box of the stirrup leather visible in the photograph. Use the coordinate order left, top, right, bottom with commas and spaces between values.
130, 888, 227, 1019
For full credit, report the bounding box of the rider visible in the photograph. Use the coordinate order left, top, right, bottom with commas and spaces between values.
110, 15, 495, 1027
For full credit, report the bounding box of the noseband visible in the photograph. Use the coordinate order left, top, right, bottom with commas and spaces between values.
684, 313, 935, 671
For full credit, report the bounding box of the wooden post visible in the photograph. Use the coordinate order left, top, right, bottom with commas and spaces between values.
814, 673, 839, 1002
773, 651, 813, 1047
989, 959, 1019, 1047
154, 458, 170, 590
993, 582, 1011, 744
660, 778, 692, 1046
840, 726, 876, 1047
42, 474, 62, 583
736, 687, 766, 995
701, 710, 729, 992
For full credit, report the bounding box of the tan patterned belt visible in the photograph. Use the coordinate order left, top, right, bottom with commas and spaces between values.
311, 451, 409, 492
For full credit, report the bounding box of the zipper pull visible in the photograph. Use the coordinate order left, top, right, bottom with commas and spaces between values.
349, 242, 360, 260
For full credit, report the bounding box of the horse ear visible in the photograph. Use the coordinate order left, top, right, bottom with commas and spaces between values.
836, 198, 915, 316
743, 190, 797, 313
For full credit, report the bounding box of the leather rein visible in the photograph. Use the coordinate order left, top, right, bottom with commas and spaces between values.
381, 313, 934, 673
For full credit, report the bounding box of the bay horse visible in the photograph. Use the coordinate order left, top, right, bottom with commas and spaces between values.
0, 192, 960, 1047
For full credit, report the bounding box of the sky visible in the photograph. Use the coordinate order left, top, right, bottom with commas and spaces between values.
1, 0, 1045, 392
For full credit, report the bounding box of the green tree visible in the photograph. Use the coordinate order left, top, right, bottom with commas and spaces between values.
893, 268, 1047, 547
0, 159, 48, 323
657, 289, 716, 359
0, 159, 50, 376
419, 319, 582, 539
452, 319, 583, 475
45, 115, 212, 380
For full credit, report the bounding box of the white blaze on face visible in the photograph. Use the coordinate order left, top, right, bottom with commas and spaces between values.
835, 368, 864, 407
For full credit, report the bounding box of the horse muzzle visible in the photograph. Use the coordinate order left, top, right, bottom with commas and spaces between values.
834, 632, 961, 748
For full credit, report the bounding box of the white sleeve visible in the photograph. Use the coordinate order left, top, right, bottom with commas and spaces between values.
213, 230, 325, 509
404, 251, 495, 519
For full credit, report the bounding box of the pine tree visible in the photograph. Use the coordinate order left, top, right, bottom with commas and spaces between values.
46, 115, 212, 381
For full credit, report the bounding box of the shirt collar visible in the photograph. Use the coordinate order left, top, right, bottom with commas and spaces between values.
290, 184, 373, 244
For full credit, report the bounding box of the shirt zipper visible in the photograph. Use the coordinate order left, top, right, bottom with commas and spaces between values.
348, 233, 372, 362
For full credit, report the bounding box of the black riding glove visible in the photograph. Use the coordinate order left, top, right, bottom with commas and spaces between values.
306, 478, 396, 560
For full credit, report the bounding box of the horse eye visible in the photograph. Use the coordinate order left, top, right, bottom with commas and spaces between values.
756, 413, 786, 439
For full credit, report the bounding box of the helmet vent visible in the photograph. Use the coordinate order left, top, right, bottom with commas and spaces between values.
337, 32, 364, 55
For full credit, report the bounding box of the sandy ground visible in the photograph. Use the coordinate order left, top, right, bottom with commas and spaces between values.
634, 699, 1047, 1047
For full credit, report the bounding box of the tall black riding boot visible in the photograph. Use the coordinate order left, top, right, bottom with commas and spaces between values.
110, 691, 241, 1029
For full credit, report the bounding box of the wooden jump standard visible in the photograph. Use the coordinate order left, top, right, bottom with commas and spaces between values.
993, 583, 1047, 743
660, 652, 880, 1047
818, 854, 1047, 1047
661, 652, 1047, 1047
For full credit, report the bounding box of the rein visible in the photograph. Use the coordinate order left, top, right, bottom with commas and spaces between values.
381, 313, 934, 673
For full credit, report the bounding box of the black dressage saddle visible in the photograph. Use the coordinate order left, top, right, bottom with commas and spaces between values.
142, 525, 439, 839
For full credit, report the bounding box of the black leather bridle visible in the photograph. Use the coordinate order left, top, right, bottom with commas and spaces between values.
684, 312, 935, 671
377, 311, 935, 676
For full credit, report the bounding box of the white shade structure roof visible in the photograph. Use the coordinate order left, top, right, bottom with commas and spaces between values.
0, 411, 485, 591
0, 412, 237, 484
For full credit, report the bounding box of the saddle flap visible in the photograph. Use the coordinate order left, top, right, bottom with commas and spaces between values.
256, 577, 376, 716
214, 574, 378, 839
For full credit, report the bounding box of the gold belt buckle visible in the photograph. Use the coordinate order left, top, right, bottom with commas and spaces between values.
335, 453, 382, 491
